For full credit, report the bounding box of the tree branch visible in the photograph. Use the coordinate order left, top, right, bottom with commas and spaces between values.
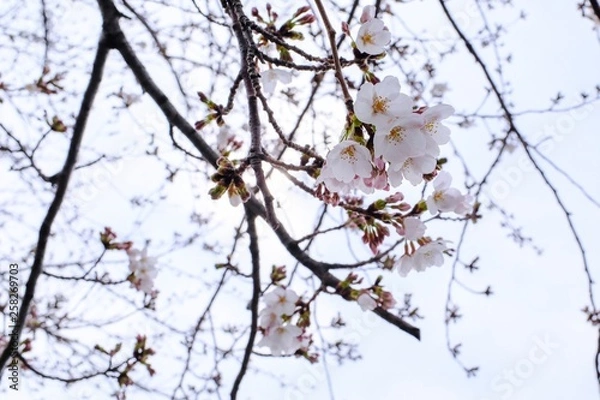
95, 0, 420, 341
230, 210, 261, 399
0, 36, 110, 372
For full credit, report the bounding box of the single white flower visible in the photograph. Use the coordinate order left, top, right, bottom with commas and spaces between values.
421, 104, 454, 145
263, 287, 299, 316
426, 171, 468, 215
388, 155, 437, 186
257, 324, 303, 355
357, 293, 377, 311
397, 254, 416, 277
374, 114, 426, 166
397, 240, 448, 277
354, 76, 413, 129
324, 140, 373, 183
454, 193, 474, 216
135, 264, 158, 294
261, 68, 292, 94
401, 217, 426, 240
127, 247, 157, 273
413, 240, 448, 271
127, 247, 158, 293
317, 164, 356, 193
356, 18, 391, 55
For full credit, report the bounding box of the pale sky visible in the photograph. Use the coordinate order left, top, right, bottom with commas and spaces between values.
2, 0, 600, 399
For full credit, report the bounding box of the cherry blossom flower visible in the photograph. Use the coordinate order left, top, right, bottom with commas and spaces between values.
135, 264, 158, 294
263, 287, 299, 316
261, 68, 292, 94
128, 247, 156, 273
421, 104, 454, 145
388, 155, 437, 186
356, 18, 391, 55
398, 217, 426, 240
257, 324, 303, 355
374, 114, 426, 166
397, 240, 449, 277
127, 247, 158, 294
354, 76, 413, 129
423, 135, 441, 158
454, 193, 474, 216
259, 309, 282, 332
357, 293, 377, 311
321, 140, 373, 184
426, 171, 472, 215
317, 164, 356, 193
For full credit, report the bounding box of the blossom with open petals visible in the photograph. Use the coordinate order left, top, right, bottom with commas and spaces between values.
397, 239, 449, 277
259, 309, 282, 332
317, 164, 355, 193
388, 155, 437, 186
421, 104, 454, 145
355, 76, 413, 129
356, 18, 391, 55
374, 114, 426, 166
263, 287, 299, 316
257, 324, 303, 355
127, 247, 158, 294
399, 217, 426, 240
261, 68, 292, 94
426, 171, 472, 215
320, 140, 373, 185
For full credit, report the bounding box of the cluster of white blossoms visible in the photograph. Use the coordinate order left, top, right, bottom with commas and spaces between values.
315, 5, 474, 279
318, 75, 457, 192
257, 287, 308, 355
127, 247, 158, 294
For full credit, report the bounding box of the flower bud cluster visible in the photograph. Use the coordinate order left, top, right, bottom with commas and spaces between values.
208, 157, 250, 207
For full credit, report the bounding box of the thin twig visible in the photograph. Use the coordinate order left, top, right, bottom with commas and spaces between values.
0, 36, 110, 373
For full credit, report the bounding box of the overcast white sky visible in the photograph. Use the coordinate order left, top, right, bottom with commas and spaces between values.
2, 0, 600, 399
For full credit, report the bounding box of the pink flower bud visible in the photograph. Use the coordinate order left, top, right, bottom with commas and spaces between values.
398, 202, 412, 212
297, 14, 315, 25
293, 5, 311, 18
386, 192, 404, 203
341, 21, 350, 35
